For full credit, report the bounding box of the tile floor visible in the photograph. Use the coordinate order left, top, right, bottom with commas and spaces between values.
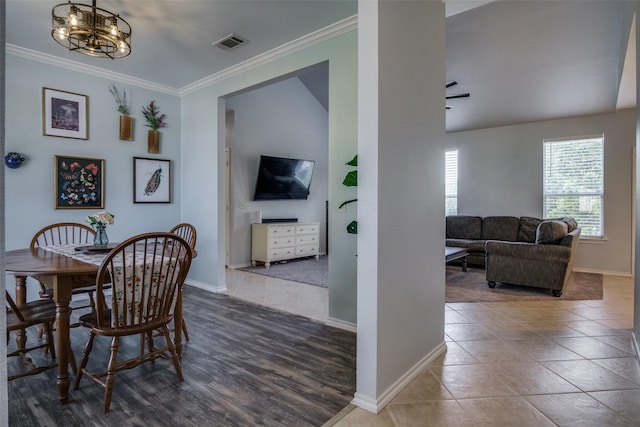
224, 269, 640, 426
224, 267, 329, 323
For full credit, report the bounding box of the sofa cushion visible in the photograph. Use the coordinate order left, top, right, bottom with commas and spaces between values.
446, 216, 482, 239
535, 220, 569, 244
517, 216, 542, 243
445, 238, 473, 249
467, 240, 488, 253
481, 216, 519, 241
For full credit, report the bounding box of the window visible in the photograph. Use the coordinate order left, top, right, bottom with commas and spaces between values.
543, 135, 603, 237
445, 150, 458, 216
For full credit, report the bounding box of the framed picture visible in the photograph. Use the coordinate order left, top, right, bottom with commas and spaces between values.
43, 87, 88, 139
54, 155, 104, 209
133, 157, 171, 203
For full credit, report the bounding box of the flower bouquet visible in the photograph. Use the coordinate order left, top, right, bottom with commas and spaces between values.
86, 212, 115, 247
86, 212, 115, 228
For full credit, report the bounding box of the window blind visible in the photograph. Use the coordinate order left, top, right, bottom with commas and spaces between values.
445, 150, 458, 216
543, 136, 603, 237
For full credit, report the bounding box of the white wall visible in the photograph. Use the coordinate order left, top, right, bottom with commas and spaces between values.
446, 109, 636, 275
4, 54, 182, 296
225, 77, 329, 267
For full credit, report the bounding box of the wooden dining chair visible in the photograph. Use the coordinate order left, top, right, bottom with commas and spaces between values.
31, 222, 101, 313
73, 232, 193, 413
168, 223, 197, 341
6, 291, 57, 381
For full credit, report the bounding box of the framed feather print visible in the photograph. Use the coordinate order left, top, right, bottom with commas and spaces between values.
54, 155, 104, 209
133, 157, 171, 203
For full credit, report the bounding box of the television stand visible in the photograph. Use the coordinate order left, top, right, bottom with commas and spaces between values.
251, 222, 320, 268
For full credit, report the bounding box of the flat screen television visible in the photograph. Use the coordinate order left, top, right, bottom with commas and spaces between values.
253, 155, 315, 200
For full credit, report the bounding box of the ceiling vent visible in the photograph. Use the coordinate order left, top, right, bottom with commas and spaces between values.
212, 34, 247, 51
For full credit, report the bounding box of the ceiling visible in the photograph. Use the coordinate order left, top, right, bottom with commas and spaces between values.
5, 1, 636, 132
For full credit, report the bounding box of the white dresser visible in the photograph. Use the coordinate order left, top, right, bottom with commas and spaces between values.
251, 222, 320, 268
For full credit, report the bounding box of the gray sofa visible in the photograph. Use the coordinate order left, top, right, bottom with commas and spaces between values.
446, 215, 581, 296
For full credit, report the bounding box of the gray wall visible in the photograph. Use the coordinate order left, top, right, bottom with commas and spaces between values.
225, 77, 328, 267
446, 108, 636, 275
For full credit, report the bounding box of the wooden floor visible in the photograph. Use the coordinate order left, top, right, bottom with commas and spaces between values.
8, 287, 356, 426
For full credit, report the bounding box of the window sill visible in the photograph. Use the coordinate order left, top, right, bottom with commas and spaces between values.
579, 237, 607, 244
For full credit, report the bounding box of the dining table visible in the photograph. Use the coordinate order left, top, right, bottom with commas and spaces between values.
4, 245, 185, 404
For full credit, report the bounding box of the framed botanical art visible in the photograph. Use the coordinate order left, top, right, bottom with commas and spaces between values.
43, 87, 88, 139
54, 155, 104, 209
133, 157, 171, 203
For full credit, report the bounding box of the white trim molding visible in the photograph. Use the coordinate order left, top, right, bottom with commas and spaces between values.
185, 278, 226, 293
179, 15, 358, 96
351, 342, 447, 413
326, 317, 357, 332
6, 44, 179, 95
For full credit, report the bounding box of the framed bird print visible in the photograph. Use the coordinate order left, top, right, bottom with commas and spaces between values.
54, 155, 104, 209
43, 88, 88, 139
133, 157, 171, 203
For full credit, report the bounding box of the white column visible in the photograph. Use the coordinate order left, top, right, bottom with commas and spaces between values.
355, 0, 447, 412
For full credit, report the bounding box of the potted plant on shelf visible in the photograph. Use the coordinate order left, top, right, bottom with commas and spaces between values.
141, 100, 167, 153
108, 84, 133, 141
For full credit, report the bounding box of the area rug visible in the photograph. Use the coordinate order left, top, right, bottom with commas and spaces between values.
239, 255, 328, 287
446, 267, 603, 303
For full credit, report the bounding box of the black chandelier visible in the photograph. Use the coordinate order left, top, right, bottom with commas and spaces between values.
51, 0, 132, 59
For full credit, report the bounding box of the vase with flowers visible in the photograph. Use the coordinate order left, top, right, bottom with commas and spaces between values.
86, 212, 115, 247
141, 100, 167, 153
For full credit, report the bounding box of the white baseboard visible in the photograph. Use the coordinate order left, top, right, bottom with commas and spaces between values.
326, 317, 357, 332
351, 341, 447, 413
573, 267, 633, 278
227, 263, 252, 269
184, 278, 226, 293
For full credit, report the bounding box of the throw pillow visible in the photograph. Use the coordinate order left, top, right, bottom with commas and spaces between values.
517, 216, 542, 242
560, 217, 578, 232
535, 220, 569, 244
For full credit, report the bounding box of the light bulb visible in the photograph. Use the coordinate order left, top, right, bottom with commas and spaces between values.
55, 27, 68, 40
68, 12, 78, 26
110, 24, 118, 36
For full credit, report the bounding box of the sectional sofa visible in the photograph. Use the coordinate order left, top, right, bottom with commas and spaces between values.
446, 215, 581, 296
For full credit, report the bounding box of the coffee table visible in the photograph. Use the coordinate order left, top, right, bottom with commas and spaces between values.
445, 246, 468, 272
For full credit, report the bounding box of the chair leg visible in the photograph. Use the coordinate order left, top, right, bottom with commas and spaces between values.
182, 320, 190, 342
74, 332, 96, 390
43, 322, 56, 360
103, 336, 120, 413
146, 331, 155, 354
87, 292, 96, 313
163, 325, 184, 382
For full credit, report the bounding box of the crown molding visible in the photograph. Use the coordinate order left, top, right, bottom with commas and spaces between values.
179, 14, 358, 96
6, 44, 180, 96
6, 13, 357, 98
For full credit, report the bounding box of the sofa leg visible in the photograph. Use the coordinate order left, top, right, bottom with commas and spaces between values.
551, 290, 562, 297
487, 281, 496, 288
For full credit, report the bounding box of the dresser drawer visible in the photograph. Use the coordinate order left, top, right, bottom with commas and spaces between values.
296, 224, 319, 235
295, 244, 318, 257
269, 247, 295, 260
267, 225, 296, 237
295, 235, 317, 246
268, 236, 295, 248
